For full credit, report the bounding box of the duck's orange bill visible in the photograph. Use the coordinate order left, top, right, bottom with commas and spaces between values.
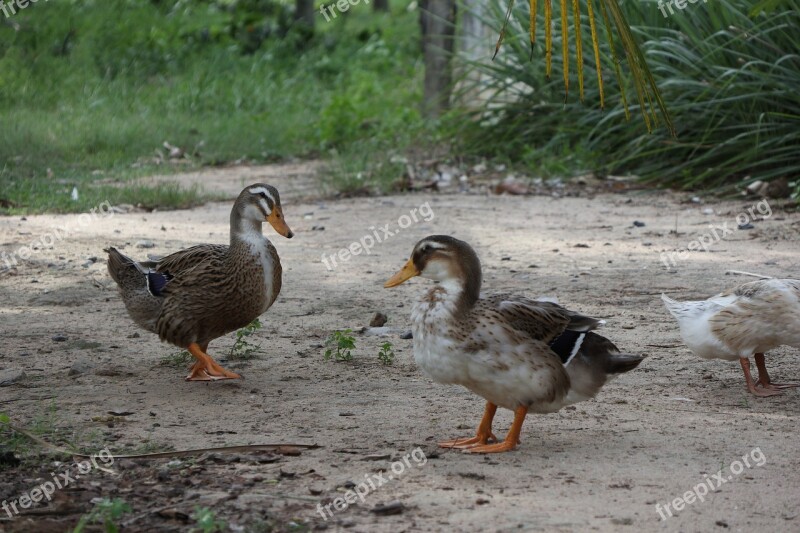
384, 258, 419, 288
267, 207, 294, 238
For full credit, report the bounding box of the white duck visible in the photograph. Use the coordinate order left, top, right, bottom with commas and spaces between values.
662, 279, 800, 397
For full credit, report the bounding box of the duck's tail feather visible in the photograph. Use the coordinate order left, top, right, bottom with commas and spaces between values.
565, 311, 606, 332
661, 293, 682, 318
550, 331, 643, 405
105, 247, 143, 286
105, 247, 161, 333
603, 352, 645, 374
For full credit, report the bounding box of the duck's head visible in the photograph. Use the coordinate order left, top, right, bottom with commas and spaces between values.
234, 184, 294, 238
384, 235, 481, 308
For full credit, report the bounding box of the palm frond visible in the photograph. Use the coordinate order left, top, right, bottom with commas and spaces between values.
495, 0, 675, 135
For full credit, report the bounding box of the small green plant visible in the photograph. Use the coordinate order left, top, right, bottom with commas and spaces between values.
72, 498, 132, 533
229, 318, 263, 360
377, 342, 395, 366
324, 329, 356, 362
159, 350, 193, 368
2, 401, 60, 453
191, 506, 227, 533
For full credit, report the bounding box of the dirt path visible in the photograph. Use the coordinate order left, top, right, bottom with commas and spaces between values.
1, 165, 799, 532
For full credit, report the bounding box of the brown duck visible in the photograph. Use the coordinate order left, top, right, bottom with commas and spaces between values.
105, 184, 293, 381
385, 236, 643, 453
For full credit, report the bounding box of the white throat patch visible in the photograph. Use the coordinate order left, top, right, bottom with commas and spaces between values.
238, 228, 276, 310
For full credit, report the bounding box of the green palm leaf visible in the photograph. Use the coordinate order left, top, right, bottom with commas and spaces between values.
494, 0, 675, 135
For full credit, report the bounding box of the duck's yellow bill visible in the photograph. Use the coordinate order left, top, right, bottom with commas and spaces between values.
384, 258, 419, 288
267, 207, 294, 238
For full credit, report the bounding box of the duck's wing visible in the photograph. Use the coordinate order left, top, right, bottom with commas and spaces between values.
148, 244, 229, 295
729, 278, 800, 299
156, 244, 228, 274
487, 294, 604, 345
709, 279, 800, 350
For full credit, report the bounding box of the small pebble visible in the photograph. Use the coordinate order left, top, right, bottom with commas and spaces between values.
370, 501, 405, 516
370, 312, 388, 327
68, 359, 94, 376
0, 369, 26, 387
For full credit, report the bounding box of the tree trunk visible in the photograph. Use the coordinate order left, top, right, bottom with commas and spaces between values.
373, 0, 390, 12
419, 0, 457, 118
294, 0, 315, 30
454, 0, 493, 108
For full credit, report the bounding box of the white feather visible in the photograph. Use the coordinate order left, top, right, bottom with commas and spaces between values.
238, 228, 275, 311
248, 187, 275, 207
564, 333, 585, 367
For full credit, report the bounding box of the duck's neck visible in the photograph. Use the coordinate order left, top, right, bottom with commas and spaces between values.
432, 274, 480, 318
230, 214, 268, 248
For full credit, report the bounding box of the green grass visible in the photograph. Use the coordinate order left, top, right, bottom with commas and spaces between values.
0, 402, 109, 468
4, 0, 791, 206
72, 498, 132, 533
0, 0, 426, 213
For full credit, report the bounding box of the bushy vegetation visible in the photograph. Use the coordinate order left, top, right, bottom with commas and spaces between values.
0, 0, 424, 212
1, 0, 797, 214
453, 0, 800, 195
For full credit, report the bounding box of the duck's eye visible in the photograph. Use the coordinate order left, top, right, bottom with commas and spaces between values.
259, 192, 268, 199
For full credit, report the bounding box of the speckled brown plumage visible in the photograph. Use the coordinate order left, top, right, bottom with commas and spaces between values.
385, 235, 643, 453
105, 183, 293, 381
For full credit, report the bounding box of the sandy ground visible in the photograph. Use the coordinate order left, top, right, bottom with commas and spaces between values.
1, 164, 799, 532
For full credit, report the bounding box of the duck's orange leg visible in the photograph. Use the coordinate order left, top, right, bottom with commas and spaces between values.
740, 357, 780, 397
754, 353, 799, 390
466, 405, 527, 454
185, 343, 241, 381
439, 402, 498, 449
